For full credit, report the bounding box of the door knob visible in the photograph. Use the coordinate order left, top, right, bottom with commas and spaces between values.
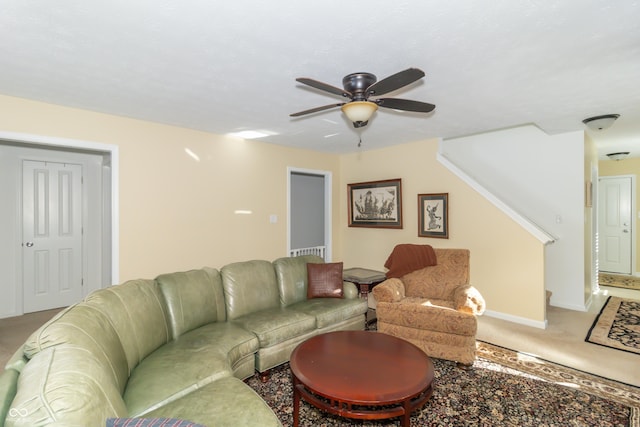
623, 229, 629, 233
25, 242, 34, 247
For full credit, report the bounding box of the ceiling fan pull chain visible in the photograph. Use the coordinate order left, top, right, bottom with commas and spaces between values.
358, 136, 362, 147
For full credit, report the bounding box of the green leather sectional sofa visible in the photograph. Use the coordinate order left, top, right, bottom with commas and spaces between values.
0, 255, 368, 427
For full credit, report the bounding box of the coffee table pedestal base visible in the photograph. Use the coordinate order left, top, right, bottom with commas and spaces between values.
292, 374, 433, 427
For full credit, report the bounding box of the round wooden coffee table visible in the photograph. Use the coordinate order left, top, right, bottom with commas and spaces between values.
290, 330, 434, 426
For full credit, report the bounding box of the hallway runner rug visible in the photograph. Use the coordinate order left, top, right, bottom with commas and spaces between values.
586, 296, 640, 355
599, 272, 640, 291
247, 341, 640, 426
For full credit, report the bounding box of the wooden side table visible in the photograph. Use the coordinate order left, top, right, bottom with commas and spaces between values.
343, 267, 386, 299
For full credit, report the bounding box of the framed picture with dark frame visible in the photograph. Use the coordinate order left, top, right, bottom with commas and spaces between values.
418, 193, 448, 238
348, 178, 402, 229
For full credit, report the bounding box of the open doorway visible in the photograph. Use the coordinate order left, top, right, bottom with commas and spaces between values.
287, 167, 332, 261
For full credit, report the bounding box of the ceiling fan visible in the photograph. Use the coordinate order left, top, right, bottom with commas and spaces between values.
290, 68, 435, 128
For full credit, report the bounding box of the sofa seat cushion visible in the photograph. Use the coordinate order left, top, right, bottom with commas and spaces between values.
289, 298, 368, 329
6, 345, 127, 427
124, 322, 259, 417
146, 376, 282, 427
232, 308, 316, 348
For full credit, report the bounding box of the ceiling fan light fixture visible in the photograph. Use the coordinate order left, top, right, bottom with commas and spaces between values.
341, 101, 378, 128
606, 151, 630, 161
582, 114, 620, 131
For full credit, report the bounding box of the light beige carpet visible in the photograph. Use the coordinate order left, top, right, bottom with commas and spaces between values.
477, 299, 640, 388
586, 296, 640, 355
476, 341, 640, 414
600, 273, 640, 291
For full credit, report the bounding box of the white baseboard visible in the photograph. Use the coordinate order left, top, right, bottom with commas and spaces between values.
584, 294, 594, 312
483, 309, 548, 330
548, 301, 588, 312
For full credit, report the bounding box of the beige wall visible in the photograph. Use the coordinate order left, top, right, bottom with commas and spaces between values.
340, 139, 546, 323
1, 94, 547, 323
0, 94, 341, 281
599, 156, 640, 271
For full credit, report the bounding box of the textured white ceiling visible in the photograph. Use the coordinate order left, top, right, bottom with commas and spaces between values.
1, 0, 639, 157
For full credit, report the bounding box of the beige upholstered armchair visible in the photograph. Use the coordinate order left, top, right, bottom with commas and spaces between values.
372, 246, 485, 366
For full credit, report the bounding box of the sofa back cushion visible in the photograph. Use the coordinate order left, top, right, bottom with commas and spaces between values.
156, 267, 226, 339
403, 249, 470, 299
221, 260, 279, 320
5, 345, 127, 427
23, 303, 129, 392
273, 255, 323, 306
84, 279, 170, 373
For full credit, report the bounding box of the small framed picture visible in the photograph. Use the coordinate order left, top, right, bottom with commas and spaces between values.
418, 193, 448, 238
348, 178, 402, 229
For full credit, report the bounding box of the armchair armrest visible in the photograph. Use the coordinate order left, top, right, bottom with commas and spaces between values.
376, 301, 477, 335
453, 285, 486, 315
372, 278, 405, 303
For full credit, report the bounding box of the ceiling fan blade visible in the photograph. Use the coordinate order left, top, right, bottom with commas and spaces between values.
290, 103, 345, 117
296, 78, 352, 98
365, 68, 425, 97
376, 98, 436, 113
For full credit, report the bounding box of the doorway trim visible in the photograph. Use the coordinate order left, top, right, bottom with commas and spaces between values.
0, 131, 119, 285
287, 167, 332, 261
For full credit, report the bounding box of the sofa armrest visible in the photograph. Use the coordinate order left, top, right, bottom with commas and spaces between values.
0, 368, 19, 425
453, 285, 486, 315
5, 348, 27, 372
376, 301, 477, 335
372, 278, 406, 303
342, 281, 359, 299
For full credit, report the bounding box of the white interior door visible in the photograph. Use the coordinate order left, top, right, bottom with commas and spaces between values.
22, 160, 83, 312
598, 176, 632, 274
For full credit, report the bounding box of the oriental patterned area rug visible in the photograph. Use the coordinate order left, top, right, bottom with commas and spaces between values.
586, 296, 640, 355
246, 341, 640, 427
599, 273, 640, 291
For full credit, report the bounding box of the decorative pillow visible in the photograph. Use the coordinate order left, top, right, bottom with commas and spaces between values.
307, 262, 344, 298
106, 418, 206, 427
